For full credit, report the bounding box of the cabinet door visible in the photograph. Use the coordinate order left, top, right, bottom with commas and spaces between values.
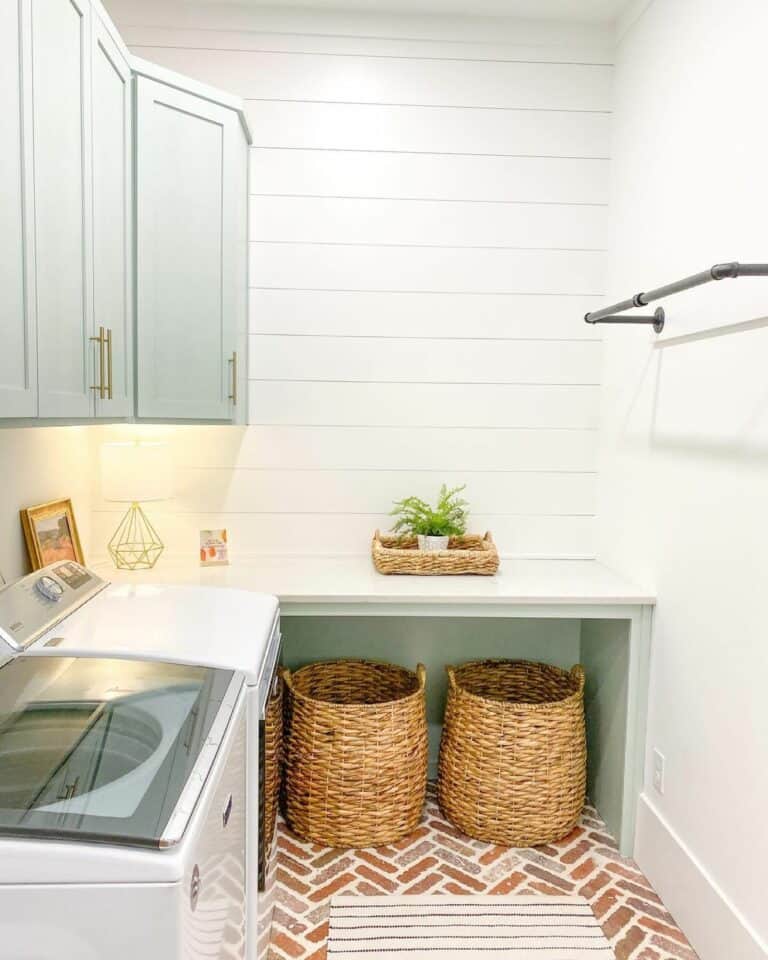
136, 78, 239, 421
0, 0, 37, 418
91, 14, 132, 418
32, 0, 94, 419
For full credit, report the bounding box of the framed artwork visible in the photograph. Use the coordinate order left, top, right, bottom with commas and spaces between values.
20, 498, 85, 571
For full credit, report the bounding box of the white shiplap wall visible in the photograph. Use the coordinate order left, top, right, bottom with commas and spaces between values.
97, 2, 611, 559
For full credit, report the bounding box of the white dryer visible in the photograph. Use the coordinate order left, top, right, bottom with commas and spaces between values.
0, 561, 282, 960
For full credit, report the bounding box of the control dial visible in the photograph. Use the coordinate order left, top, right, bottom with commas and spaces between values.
35, 576, 64, 602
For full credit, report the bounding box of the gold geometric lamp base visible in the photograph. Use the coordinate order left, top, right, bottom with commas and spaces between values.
107, 502, 165, 570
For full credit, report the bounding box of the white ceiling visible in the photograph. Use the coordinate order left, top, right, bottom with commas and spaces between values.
196, 0, 631, 23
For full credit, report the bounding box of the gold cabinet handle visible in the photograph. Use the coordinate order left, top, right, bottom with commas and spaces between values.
106, 327, 113, 400
90, 326, 106, 399
228, 352, 237, 405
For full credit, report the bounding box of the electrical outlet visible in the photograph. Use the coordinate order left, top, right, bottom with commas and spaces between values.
652, 748, 665, 794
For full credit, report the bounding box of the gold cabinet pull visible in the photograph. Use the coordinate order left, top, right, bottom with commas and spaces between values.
106, 327, 113, 400
90, 326, 106, 399
228, 351, 237, 405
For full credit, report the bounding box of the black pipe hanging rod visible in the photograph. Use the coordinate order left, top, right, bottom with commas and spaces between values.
584, 261, 768, 333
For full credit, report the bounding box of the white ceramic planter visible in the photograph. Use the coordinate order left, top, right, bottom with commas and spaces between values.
417, 535, 450, 552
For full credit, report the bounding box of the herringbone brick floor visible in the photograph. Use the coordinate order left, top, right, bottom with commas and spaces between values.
268, 785, 698, 960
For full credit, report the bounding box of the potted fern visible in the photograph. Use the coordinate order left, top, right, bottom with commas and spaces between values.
390, 484, 469, 551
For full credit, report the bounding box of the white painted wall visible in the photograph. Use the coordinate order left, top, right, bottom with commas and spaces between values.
93, 0, 612, 560
0, 428, 93, 582
600, 1, 768, 956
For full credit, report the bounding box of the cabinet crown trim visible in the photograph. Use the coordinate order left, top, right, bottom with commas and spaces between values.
130, 55, 252, 143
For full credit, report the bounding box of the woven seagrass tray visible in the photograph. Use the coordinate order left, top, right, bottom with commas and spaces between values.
372, 530, 499, 576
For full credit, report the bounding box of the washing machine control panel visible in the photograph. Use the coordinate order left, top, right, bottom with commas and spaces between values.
0, 562, 109, 653
35, 575, 65, 602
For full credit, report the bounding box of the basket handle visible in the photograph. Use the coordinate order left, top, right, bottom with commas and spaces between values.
446, 665, 457, 690
280, 666, 294, 692
570, 664, 586, 691
416, 663, 427, 690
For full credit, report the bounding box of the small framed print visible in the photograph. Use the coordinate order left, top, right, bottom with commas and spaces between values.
21, 498, 85, 571
200, 529, 229, 566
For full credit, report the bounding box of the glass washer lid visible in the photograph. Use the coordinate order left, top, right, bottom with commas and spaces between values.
0, 656, 237, 847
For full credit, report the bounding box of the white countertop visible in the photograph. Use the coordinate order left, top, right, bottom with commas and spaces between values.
94, 556, 655, 611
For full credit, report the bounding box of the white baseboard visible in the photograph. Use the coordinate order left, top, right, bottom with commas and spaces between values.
635, 794, 768, 960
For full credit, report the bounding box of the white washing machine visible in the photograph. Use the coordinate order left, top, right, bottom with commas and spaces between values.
0, 561, 282, 960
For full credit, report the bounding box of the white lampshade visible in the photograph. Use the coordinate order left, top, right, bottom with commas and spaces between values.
101, 441, 173, 503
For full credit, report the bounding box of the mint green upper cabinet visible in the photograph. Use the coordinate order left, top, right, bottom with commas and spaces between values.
32, 0, 94, 419
91, 11, 133, 419
0, 5, 249, 425
135, 76, 245, 422
0, 0, 37, 418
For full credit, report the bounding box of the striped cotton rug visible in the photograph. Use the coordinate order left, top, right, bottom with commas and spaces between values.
327, 895, 615, 958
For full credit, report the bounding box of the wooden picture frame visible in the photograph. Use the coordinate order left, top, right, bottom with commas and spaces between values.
20, 498, 85, 571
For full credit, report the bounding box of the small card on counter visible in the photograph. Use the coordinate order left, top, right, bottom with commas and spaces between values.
200, 529, 229, 566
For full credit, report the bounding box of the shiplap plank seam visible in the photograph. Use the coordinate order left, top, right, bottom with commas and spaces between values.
126, 41, 612, 67
245, 98, 610, 114
251, 334, 597, 342
250, 240, 607, 252
250, 195, 608, 206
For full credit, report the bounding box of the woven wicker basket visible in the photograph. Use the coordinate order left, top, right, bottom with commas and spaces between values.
372, 530, 499, 576
262, 671, 284, 858
282, 659, 428, 847
438, 659, 586, 846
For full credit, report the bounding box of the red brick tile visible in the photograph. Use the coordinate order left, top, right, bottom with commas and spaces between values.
279, 837, 312, 860
428, 818, 466, 840
310, 848, 348, 869
571, 857, 597, 881
403, 871, 443, 894
479, 845, 509, 866
650, 934, 699, 959
523, 864, 575, 892
356, 880, 384, 896
357, 851, 399, 875
614, 924, 646, 960
639, 915, 691, 944
606, 860, 653, 885
371, 844, 398, 859
534, 844, 560, 857
444, 881, 474, 895
530, 880, 571, 897
603, 905, 633, 938
271, 932, 306, 959
276, 867, 311, 896
278, 853, 312, 877
305, 923, 328, 944
398, 856, 438, 884
617, 878, 663, 902
308, 872, 356, 902
356, 864, 398, 893
438, 864, 486, 892
561, 839, 592, 865
589, 831, 619, 848
593, 885, 622, 919
489, 871, 526, 894
626, 896, 676, 925
273, 906, 308, 936
579, 868, 612, 898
